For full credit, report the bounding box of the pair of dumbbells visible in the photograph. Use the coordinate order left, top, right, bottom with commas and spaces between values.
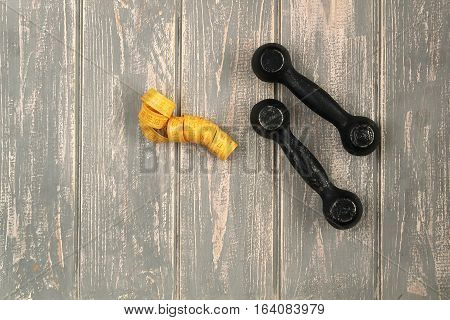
251, 43, 380, 230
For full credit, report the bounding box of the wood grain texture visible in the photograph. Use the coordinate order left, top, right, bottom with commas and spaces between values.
1, 0, 448, 300
380, 0, 449, 299
80, 0, 177, 299
280, 0, 379, 299
0, 0, 76, 299
179, 0, 277, 299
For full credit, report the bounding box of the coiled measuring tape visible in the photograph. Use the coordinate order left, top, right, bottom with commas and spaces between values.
139, 88, 238, 160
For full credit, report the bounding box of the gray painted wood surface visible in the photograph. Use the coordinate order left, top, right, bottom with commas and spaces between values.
0, 0, 448, 299
280, 0, 379, 299
80, 0, 177, 299
0, 0, 76, 299
179, 0, 277, 299
380, 0, 449, 299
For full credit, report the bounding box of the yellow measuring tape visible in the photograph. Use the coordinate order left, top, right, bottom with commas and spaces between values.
139, 88, 238, 160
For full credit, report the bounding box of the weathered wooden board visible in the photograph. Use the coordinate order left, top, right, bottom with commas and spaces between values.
280, 0, 379, 299
179, 0, 278, 299
1, 0, 449, 301
380, 0, 449, 299
0, 0, 76, 298
80, 0, 177, 299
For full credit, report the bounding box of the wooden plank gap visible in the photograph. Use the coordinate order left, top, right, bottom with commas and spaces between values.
174, 0, 183, 300
74, 0, 84, 301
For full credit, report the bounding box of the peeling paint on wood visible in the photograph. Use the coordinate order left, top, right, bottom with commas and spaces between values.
279, 0, 379, 299
0, 0, 448, 300
380, 0, 449, 300
0, 0, 76, 299
80, 0, 177, 299
179, 0, 277, 299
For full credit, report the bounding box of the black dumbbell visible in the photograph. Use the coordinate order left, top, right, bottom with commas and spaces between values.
251, 99, 363, 229
252, 43, 380, 156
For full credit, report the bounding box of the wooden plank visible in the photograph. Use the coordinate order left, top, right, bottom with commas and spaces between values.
179, 0, 277, 299
280, 0, 379, 299
380, 0, 449, 299
80, 0, 177, 299
0, 0, 76, 299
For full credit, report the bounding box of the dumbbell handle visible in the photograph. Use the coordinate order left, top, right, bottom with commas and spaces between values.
251, 99, 364, 229
252, 43, 381, 156
278, 130, 332, 196
276, 129, 363, 230
283, 68, 349, 129
283, 65, 380, 155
